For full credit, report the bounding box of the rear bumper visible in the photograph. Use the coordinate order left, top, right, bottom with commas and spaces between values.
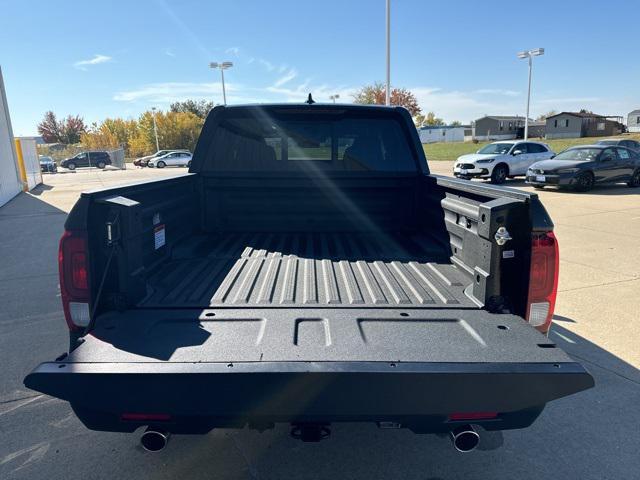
25, 360, 593, 434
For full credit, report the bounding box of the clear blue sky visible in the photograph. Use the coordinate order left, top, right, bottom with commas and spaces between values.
1, 0, 639, 135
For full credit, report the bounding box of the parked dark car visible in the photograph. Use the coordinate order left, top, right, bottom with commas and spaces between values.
596, 138, 640, 152
39, 156, 57, 173
60, 151, 111, 170
527, 145, 640, 192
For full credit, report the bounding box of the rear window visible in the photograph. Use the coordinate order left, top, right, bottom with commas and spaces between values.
204, 109, 418, 173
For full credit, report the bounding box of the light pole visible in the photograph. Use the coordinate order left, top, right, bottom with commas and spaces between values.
151, 107, 160, 152
329, 94, 340, 103
385, 0, 391, 105
517, 48, 544, 140
209, 61, 233, 105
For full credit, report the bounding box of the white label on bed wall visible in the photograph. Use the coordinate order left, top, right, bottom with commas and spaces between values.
154, 224, 166, 250
502, 250, 515, 259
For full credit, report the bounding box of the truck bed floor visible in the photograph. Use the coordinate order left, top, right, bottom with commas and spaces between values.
139, 232, 476, 308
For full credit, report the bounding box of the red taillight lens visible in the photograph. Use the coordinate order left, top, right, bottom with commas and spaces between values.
59, 230, 90, 331
526, 232, 559, 333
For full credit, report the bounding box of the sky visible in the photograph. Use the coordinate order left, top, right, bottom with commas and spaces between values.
1, 0, 639, 135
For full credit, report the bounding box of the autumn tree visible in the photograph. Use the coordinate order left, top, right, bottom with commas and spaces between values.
37, 111, 63, 143
37, 111, 86, 143
60, 115, 86, 143
170, 99, 214, 119
353, 83, 422, 116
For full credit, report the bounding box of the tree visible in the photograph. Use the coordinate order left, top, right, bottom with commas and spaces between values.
535, 110, 557, 121
60, 115, 86, 144
423, 111, 445, 126
353, 82, 422, 116
450, 120, 462, 127
38, 111, 63, 143
170, 99, 214, 119
37, 111, 86, 143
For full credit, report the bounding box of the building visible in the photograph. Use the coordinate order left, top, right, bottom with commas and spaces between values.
0, 66, 22, 207
418, 125, 468, 144
545, 111, 625, 139
472, 116, 527, 141
628, 109, 640, 133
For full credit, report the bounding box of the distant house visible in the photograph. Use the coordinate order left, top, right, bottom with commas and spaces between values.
545, 112, 624, 139
472, 116, 526, 141
628, 109, 640, 133
418, 125, 468, 144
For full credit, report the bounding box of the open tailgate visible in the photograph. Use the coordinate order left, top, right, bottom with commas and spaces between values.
25, 308, 594, 431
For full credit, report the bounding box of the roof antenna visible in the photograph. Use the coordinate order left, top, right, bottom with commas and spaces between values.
305, 93, 315, 105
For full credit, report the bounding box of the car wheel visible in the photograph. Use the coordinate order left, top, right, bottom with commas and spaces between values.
156, 161, 166, 168
490, 164, 508, 184
96, 161, 106, 169
66, 162, 76, 171
628, 169, 640, 188
534, 185, 544, 190
574, 172, 594, 192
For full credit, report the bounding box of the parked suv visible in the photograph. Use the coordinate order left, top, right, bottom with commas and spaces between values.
454, 140, 555, 184
60, 151, 111, 170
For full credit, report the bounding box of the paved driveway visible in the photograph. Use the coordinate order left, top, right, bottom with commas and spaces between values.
1, 167, 639, 479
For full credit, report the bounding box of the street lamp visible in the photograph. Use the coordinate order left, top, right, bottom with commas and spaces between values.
209, 61, 233, 105
151, 107, 160, 152
517, 47, 544, 140
329, 94, 340, 103
385, 0, 391, 105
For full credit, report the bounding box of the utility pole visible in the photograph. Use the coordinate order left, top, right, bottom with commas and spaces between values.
151, 107, 160, 152
209, 62, 234, 105
385, 0, 391, 105
517, 48, 544, 140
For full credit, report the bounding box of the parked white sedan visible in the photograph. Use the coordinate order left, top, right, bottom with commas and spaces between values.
453, 141, 555, 184
148, 151, 192, 168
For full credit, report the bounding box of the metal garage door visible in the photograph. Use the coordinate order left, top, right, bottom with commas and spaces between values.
0, 66, 21, 207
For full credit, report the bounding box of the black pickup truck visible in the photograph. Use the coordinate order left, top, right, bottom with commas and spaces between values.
25, 104, 593, 453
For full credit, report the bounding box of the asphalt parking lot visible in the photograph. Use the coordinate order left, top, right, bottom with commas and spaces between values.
1, 165, 639, 479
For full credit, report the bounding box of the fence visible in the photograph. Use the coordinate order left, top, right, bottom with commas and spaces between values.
37, 145, 127, 170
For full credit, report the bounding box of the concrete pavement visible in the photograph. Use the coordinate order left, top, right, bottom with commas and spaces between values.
1, 166, 639, 479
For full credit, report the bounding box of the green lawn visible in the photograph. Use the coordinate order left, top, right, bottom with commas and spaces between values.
422, 133, 640, 161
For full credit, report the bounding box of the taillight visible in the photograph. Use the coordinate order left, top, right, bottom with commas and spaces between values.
526, 231, 559, 333
59, 230, 90, 331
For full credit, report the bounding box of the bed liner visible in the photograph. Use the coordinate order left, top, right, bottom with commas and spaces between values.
139, 232, 476, 309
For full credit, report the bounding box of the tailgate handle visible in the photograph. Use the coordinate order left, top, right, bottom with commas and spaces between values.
494, 226, 512, 246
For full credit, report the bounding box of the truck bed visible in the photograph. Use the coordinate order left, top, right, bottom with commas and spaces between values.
139, 231, 476, 308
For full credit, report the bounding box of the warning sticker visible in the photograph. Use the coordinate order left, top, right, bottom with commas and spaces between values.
154, 224, 166, 250
502, 250, 515, 259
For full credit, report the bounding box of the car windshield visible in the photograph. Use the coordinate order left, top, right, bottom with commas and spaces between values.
554, 148, 602, 161
477, 143, 513, 155
39, 156, 53, 163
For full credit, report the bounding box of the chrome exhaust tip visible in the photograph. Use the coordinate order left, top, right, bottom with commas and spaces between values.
450, 424, 480, 452
140, 428, 170, 452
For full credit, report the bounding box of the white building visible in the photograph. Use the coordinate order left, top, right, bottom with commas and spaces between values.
0, 66, 22, 207
418, 126, 466, 144
628, 109, 640, 133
